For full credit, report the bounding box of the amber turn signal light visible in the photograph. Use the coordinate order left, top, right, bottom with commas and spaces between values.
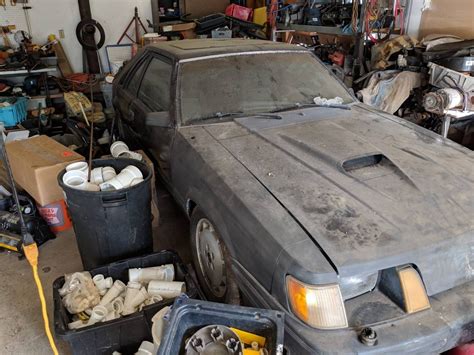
287, 276, 348, 329
398, 266, 431, 313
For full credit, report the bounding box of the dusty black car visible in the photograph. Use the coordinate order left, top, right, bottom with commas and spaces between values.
113, 39, 473, 354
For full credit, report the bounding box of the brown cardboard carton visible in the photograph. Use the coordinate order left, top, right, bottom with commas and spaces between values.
5, 135, 84, 206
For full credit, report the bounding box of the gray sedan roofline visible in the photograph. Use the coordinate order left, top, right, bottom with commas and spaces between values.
178, 50, 310, 63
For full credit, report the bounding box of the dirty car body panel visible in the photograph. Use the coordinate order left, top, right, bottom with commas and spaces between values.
113, 39, 474, 354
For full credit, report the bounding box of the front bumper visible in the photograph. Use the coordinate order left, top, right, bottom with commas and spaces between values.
236, 266, 473, 354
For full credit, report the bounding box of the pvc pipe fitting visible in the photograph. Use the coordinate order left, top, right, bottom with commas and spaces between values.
87, 305, 108, 325
135, 341, 156, 355
68, 320, 86, 330
63, 170, 87, 188
129, 264, 175, 284
99, 280, 126, 307
104, 310, 119, 322
122, 287, 148, 316
147, 295, 163, 304
63, 170, 100, 192
111, 141, 143, 161
110, 141, 130, 158
90, 166, 117, 185
93, 274, 113, 296
112, 297, 124, 315
147, 281, 186, 299
130, 178, 144, 187
99, 165, 143, 191
123, 282, 142, 313
66, 161, 89, 173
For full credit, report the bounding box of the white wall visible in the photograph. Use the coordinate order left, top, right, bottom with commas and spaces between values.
0, 0, 152, 73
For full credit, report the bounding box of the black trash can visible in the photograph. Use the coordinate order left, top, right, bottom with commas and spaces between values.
58, 158, 153, 269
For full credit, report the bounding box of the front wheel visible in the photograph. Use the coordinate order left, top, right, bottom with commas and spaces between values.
190, 208, 239, 303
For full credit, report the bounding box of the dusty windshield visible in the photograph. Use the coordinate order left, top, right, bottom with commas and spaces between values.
178, 51, 354, 124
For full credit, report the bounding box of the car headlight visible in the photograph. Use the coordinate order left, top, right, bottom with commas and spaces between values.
286, 276, 348, 329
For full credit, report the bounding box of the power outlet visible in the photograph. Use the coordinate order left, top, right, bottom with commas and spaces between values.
59, 29, 65, 39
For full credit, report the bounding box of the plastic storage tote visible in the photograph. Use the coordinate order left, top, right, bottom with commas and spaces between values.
58, 158, 153, 270
53, 250, 199, 355
0, 97, 28, 127
158, 298, 285, 355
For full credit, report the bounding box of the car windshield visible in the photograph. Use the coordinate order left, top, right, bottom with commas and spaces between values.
178, 51, 354, 124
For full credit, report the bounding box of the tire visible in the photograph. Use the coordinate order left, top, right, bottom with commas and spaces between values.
190, 208, 240, 303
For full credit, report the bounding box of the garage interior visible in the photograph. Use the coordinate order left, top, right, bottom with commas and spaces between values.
0, 0, 473, 354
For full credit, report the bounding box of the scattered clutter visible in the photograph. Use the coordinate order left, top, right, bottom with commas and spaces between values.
54, 251, 198, 355
0, 1, 473, 355
59, 263, 181, 329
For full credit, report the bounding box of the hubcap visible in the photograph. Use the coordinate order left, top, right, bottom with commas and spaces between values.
195, 218, 227, 298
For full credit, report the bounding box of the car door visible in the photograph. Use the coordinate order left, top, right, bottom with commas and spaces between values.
113, 55, 150, 123
129, 54, 175, 181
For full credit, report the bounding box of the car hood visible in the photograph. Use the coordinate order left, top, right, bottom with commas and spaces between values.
204, 104, 474, 295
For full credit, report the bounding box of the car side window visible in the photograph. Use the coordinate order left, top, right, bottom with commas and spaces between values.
126, 59, 148, 95
138, 57, 172, 112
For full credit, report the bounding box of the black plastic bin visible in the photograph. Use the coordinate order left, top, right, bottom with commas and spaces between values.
58, 158, 153, 270
54, 250, 199, 355
158, 298, 285, 355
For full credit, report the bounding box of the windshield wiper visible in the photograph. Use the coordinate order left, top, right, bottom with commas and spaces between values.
187, 111, 283, 124
187, 111, 245, 124
271, 102, 351, 113
251, 113, 283, 120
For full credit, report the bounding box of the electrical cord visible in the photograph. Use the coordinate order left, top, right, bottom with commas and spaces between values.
23, 243, 59, 355
0, 132, 59, 355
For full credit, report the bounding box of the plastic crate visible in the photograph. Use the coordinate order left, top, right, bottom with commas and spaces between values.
0, 97, 28, 127
53, 250, 199, 355
158, 298, 285, 355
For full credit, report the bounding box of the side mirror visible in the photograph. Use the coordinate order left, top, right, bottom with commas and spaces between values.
146, 111, 170, 127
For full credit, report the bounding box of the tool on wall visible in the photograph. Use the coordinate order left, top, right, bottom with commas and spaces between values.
0, 133, 59, 355
76, 19, 106, 74
78, 0, 101, 74
117, 7, 148, 45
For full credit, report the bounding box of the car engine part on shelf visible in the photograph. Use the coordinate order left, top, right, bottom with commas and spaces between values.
423, 88, 474, 116
185, 325, 243, 355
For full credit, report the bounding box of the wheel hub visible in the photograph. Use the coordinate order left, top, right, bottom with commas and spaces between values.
196, 218, 227, 298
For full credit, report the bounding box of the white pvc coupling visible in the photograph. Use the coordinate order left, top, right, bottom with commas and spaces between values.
135, 340, 156, 355
99, 280, 126, 307
68, 319, 86, 330
93, 274, 113, 296
99, 165, 143, 191
111, 141, 143, 161
128, 264, 175, 284
66, 161, 89, 173
90, 166, 117, 185
122, 287, 148, 316
87, 305, 108, 325
63, 170, 100, 192
147, 281, 186, 299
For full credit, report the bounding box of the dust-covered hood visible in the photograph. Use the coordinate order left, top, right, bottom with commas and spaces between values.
205, 104, 474, 295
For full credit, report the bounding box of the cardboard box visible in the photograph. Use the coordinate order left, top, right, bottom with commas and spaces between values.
6, 135, 84, 206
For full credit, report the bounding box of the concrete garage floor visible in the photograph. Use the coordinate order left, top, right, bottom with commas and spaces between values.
0, 183, 191, 355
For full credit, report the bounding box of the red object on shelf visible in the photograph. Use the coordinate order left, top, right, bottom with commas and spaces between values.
447, 343, 474, 355
329, 51, 345, 67
225, 4, 253, 21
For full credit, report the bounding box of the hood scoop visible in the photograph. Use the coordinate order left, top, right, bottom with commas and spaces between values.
342, 154, 418, 197
342, 154, 386, 173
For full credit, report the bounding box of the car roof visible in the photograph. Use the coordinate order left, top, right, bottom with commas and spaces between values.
145, 39, 306, 60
